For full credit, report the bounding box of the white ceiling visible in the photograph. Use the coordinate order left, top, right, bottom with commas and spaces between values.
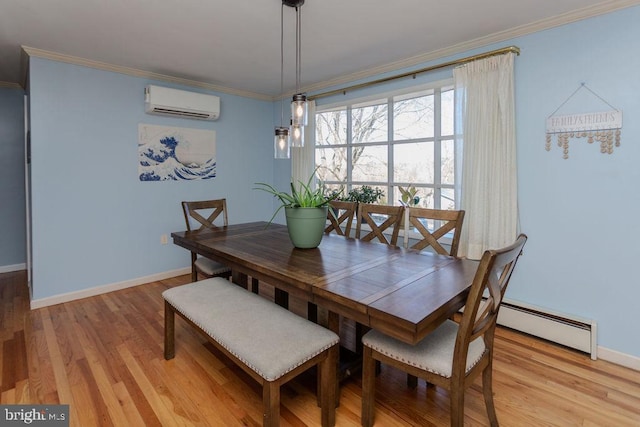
2, 0, 638, 98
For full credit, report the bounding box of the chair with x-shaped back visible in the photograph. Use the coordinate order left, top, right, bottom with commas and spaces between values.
305, 200, 359, 323
353, 203, 404, 351
355, 203, 404, 246
403, 207, 465, 256
402, 207, 466, 387
361, 234, 528, 427
325, 200, 357, 238
181, 199, 232, 283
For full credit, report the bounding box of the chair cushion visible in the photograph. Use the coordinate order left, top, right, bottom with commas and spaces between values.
195, 256, 231, 276
362, 320, 486, 378
163, 278, 339, 381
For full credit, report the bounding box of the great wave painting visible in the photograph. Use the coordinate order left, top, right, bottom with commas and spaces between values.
138, 123, 217, 181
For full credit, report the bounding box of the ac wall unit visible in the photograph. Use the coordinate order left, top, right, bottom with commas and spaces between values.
144, 85, 220, 120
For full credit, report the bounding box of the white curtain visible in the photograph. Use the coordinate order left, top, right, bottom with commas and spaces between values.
454, 52, 518, 260
291, 99, 316, 185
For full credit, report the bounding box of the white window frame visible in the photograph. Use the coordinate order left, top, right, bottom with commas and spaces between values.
315, 78, 459, 212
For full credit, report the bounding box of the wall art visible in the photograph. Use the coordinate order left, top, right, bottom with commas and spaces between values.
545, 83, 622, 159
138, 123, 216, 181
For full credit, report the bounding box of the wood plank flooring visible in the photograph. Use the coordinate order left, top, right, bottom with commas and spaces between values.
1, 270, 639, 426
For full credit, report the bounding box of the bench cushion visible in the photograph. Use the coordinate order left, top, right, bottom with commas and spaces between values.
163, 278, 339, 381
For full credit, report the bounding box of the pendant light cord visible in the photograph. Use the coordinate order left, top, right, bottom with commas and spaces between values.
295, 6, 301, 93
280, 3, 285, 127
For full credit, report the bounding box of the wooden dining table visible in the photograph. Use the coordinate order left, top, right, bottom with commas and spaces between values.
171, 221, 479, 347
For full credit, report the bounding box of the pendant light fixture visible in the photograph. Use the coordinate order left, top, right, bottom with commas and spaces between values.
274, 2, 290, 158
275, 0, 307, 157
289, 120, 304, 147
288, 0, 307, 148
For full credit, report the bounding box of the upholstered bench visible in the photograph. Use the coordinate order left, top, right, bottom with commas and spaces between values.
162, 278, 339, 427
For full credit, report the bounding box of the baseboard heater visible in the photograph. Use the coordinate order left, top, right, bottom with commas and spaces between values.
497, 299, 597, 360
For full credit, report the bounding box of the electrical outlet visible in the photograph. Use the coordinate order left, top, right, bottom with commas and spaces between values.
160, 234, 168, 245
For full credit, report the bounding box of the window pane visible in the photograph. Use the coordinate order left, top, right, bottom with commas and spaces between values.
316, 146, 347, 182
441, 188, 455, 210
441, 89, 454, 136
422, 189, 435, 208
314, 81, 459, 212
394, 94, 434, 140
316, 109, 347, 145
352, 145, 387, 182
441, 139, 455, 185
352, 103, 387, 143
393, 142, 434, 184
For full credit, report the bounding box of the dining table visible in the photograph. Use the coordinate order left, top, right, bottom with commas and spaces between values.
171, 221, 479, 348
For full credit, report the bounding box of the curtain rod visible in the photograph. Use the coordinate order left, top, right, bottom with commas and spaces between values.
308, 45, 520, 101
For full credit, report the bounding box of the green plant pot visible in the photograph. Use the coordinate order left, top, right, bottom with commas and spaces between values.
285, 206, 328, 249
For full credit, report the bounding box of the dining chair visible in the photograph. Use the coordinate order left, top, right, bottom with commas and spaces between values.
401, 207, 466, 387
181, 199, 260, 294
325, 200, 357, 238
181, 199, 232, 282
355, 203, 404, 246
353, 203, 405, 352
361, 234, 528, 427
403, 207, 465, 256
305, 200, 359, 322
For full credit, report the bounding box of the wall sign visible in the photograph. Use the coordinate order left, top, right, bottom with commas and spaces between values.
545, 84, 622, 159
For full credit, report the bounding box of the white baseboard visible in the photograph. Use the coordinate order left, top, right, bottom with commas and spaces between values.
597, 346, 640, 371
30, 267, 191, 309
0, 263, 26, 274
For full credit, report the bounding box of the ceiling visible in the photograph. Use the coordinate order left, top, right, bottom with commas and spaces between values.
1, 0, 637, 98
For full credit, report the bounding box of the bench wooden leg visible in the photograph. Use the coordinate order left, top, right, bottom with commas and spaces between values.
263, 381, 280, 427
164, 300, 175, 360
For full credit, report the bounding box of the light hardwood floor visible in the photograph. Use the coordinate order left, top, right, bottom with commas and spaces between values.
2, 270, 639, 426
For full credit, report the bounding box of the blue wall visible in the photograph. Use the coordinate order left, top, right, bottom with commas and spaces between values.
312, 7, 640, 358
511, 8, 639, 357
28, 58, 275, 300
0, 87, 26, 268
15, 4, 640, 360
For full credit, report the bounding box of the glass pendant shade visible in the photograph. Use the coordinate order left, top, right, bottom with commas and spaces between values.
274, 127, 290, 159
290, 121, 304, 147
291, 94, 308, 126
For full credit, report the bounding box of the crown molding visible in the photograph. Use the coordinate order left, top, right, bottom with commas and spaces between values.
302, 0, 640, 96
21, 46, 273, 101
18, 0, 640, 101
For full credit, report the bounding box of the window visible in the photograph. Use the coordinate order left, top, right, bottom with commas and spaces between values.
315, 81, 458, 211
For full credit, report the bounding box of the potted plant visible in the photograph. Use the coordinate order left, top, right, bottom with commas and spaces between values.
254, 171, 339, 249
345, 185, 384, 222
399, 185, 420, 207
346, 185, 385, 204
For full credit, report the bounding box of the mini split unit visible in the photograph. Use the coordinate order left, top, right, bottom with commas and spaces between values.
144, 85, 220, 120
